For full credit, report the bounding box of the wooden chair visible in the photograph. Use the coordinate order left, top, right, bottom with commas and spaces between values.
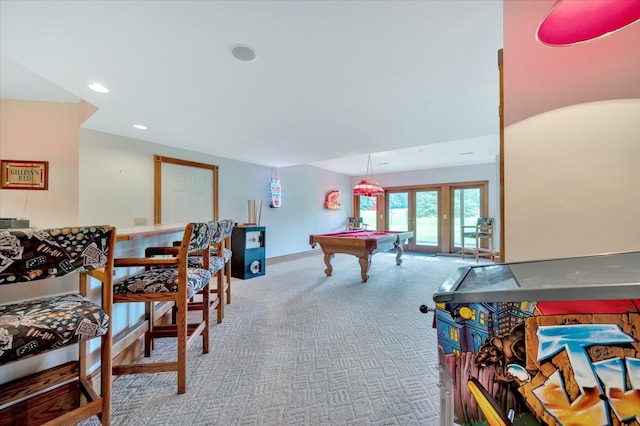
111, 222, 212, 394
0, 225, 116, 426
461, 217, 495, 262
160, 220, 225, 323
193, 220, 226, 321
219, 219, 235, 304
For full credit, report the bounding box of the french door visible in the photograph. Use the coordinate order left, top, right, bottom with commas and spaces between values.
355, 181, 488, 254
452, 186, 483, 252
386, 188, 441, 253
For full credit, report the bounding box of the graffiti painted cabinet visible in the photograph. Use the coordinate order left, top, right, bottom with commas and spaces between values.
431, 251, 640, 426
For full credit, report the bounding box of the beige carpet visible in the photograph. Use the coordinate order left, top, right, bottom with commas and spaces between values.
104, 252, 489, 425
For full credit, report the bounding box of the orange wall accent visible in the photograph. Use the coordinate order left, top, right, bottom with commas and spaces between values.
503, 1, 640, 261
503, 0, 640, 127
0, 99, 95, 227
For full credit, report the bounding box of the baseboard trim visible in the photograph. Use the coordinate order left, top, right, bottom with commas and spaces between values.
266, 250, 321, 265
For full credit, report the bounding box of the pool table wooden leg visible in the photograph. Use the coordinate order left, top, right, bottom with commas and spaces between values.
323, 253, 334, 276
358, 255, 372, 283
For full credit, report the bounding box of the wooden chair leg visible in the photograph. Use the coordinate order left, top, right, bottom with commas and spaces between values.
145, 302, 154, 356
226, 262, 231, 304
177, 296, 187, 395
202, 282, 210, 354
217, 273, 224, 324
100, 329, 112, 426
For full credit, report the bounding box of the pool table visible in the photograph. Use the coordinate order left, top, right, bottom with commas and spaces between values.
309, 230, 414, 283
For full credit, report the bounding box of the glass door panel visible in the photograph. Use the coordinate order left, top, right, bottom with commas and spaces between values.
388, 192, 408, 232
358, 196, 378, 230
386, 190, 439, 253
453, 187, 481, 249
415, 190, 439, 249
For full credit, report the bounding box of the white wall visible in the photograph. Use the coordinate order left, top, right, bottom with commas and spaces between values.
353, 162, 500, 250
505, 99, 640, 261
79, 129, 353, 258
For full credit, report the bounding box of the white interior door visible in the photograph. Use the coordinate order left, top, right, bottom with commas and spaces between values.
161, 162, 213, 223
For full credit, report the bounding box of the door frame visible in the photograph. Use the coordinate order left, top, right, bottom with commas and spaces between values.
449, 182, 490, 253
384, 187, 443, 253
153, 155, 219, 224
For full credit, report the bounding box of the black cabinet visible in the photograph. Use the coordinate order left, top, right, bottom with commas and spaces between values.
231, 225, 266, 279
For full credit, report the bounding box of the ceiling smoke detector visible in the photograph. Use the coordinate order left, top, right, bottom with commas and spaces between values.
231, 45, 256, 62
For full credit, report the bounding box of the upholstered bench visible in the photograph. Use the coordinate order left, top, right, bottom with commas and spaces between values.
0, 225, 116, 425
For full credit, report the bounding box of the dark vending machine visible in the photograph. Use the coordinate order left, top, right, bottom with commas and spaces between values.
231, 225, 266, 279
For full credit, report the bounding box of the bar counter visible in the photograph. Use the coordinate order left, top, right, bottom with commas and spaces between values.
116, 223, 186, 241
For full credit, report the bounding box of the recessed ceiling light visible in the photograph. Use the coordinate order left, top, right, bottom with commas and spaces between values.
378, 162, 389, 165
231, 45, 256, 62
133, 124, 147, 130
88, 83, 109, 93
417, 149, 426, 152
460, 151, 474, 155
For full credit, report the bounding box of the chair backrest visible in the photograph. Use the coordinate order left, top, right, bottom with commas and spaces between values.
477, 218, 494, 228
0, 225, 115, 284
208, 220, 224, 245
186, 222, 213, 253
220, 219, 234, 238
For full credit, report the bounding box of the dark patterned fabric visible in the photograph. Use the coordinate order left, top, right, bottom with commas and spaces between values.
0, 293, 108, 364
477, 217, 494, 227
462, 218, 494, 238
189, 222, 213, 253
219, 219, 235, 263
113, 267, 212, 299
208, 221, 223, 245
0, 226, 113, 365
186, 221, 223, 273
463, 231, 492, 238
223, 248, 232, 263
188, 255, 225, 274
0, 226, 114, 285
220, 219, 234, 238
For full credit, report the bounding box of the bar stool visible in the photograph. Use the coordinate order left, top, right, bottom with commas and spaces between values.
111, 222, 213, 394
0, 225, 116, 425
162, 220, 226, 322
220, 219, 235, 304
461, 217, 495, 262
186, 220, 226, 322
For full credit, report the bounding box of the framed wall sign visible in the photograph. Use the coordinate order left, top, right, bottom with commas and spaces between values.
1, 160, 49, 190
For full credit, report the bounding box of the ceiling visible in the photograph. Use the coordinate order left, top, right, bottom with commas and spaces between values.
0, 1, 503, 176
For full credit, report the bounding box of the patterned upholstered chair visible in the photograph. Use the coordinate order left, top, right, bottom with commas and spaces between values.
111, 222, 212, 394
180, 220, 225, 323
175, 220, 231, 321
220, 219, 235, 304
0, 225, 116, 425
461, 217, 495, 262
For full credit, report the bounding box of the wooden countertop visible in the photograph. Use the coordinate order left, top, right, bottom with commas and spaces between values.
116, 224, 186, 241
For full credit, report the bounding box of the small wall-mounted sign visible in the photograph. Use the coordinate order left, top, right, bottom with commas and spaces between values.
1, 160, 49, 190
269, 178, 281, 208
325, 189, 341, 210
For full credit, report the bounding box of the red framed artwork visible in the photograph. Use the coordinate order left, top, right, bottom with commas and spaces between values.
1, 160, 49, 190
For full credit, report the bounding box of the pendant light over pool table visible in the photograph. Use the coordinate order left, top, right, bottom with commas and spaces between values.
536, 0, 640, 47
353, 154, 384, 197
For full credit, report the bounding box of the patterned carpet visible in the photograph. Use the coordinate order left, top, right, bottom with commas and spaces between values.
105, 252, 488, 426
